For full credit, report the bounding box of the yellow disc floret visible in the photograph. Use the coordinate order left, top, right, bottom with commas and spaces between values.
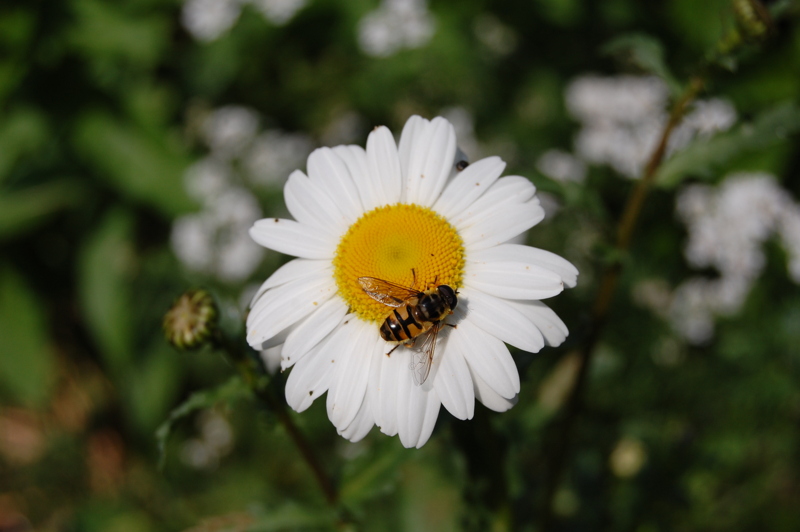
333, 204, 464, 323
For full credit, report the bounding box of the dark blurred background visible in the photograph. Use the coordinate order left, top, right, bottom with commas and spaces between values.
1, 0, 800, 530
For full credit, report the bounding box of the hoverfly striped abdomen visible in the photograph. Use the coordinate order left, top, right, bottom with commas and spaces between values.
380, 302, 426, 343
358, 276, 458, 386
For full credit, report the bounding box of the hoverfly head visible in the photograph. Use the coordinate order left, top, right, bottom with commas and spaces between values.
438, 285, 458, 311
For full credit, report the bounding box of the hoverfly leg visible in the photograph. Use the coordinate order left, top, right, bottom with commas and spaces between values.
386, 344, 401, 357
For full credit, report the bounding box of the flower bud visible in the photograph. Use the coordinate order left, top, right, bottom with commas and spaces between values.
733, 0, 772, 43
163, 289, 218, 350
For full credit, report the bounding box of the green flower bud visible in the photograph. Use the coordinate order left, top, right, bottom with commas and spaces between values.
163, 290, 218, 350
733, 0, 772, 43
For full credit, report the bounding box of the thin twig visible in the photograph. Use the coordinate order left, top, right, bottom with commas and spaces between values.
539, 76, 705, 529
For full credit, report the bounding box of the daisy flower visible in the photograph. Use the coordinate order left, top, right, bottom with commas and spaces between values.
247, 115, 577, 448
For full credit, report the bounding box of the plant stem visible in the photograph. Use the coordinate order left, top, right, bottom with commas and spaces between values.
217, 333, 339, 506
539, 76, 705, 529
257, 385, 339, 506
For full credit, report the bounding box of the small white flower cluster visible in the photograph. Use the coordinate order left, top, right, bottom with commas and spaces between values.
171, 105, 313, 282
669, 173, 800, 343
250, 0, 308, 25
559, 75, 737, 180
358, 0, 436, 57
182, 0, 308, 42
245, 129, 316, 187
536, 149, 587, 184
180, 409, 234, 470
171, 162, 264, 283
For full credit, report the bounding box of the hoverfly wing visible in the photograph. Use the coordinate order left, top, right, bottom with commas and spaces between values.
409, 322, 441, 386
357, 277, 421, 308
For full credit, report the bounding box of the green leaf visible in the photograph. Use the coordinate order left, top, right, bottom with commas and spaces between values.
155, 375, 252, 469
656, 100, 800, 188
73, 111, 195, 217
0, 179, 87, 240
124, 342, 183, 435
66, 0, 168, 68
0, 9, 35, 105
246, 504, 339, 531
602, 33, 682, 96
0, 265, 55, 407
78, 209, 135, 374
0, 107, 48, 183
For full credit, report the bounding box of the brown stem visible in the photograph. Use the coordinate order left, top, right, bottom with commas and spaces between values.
539, 76, 705, 529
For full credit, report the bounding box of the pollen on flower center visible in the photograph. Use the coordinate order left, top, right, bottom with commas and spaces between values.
333, 203, 465, 323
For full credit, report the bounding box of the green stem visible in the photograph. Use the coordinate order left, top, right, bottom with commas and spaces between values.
215, 333, 339, 507
539, 76, 705, 529
258, 384, 340, 506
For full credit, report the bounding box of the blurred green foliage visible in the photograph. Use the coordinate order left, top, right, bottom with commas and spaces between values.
1, 0, 800, 531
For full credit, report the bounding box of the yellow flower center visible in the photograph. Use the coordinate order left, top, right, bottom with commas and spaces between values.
333, 204, 465, 323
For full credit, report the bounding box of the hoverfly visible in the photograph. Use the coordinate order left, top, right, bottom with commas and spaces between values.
357, 274, 458, 386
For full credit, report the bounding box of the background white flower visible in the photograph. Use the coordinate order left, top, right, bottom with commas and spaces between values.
247, 115, 577, 447
357, 0, 436, 57
566, 75, 737, 179
667, 173, 800, 344
171, 105, 314, 283
182, 0, 308, 42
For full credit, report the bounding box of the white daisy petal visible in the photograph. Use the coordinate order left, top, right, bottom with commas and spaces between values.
434, 336, 475, 420
284, 170, 344, 236
377, 346, 405, 437
451, 175, 537, 228
405, 117, 457, 206
333, 145, 379, 211
366, 336, 389, 430
505, 300, 570, 347
452, 315, 520, 400
460, 287, 545, 353
246, 273, 336, 347
306, 147, 364, 223
255, 258, 329, 294
459, 198, 545, 250
469, 244, 579, 288
415, 390, 442, 449
469, 363, 519, 412
281, 297, 349, 370
250, 218, 335, 259
398, 115, 428, 186
260, 344, 282, 374
337, 392, 375, 442
260, 324, 292, 351
464, 259, 564, 300
395, 367, 441, 448
326, 320, 375, 430
366, 126, 403, 206
433, 156, 506, 219
285, 340, 334, 412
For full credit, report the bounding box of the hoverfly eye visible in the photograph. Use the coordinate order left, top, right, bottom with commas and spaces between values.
439, 285, 458, 310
